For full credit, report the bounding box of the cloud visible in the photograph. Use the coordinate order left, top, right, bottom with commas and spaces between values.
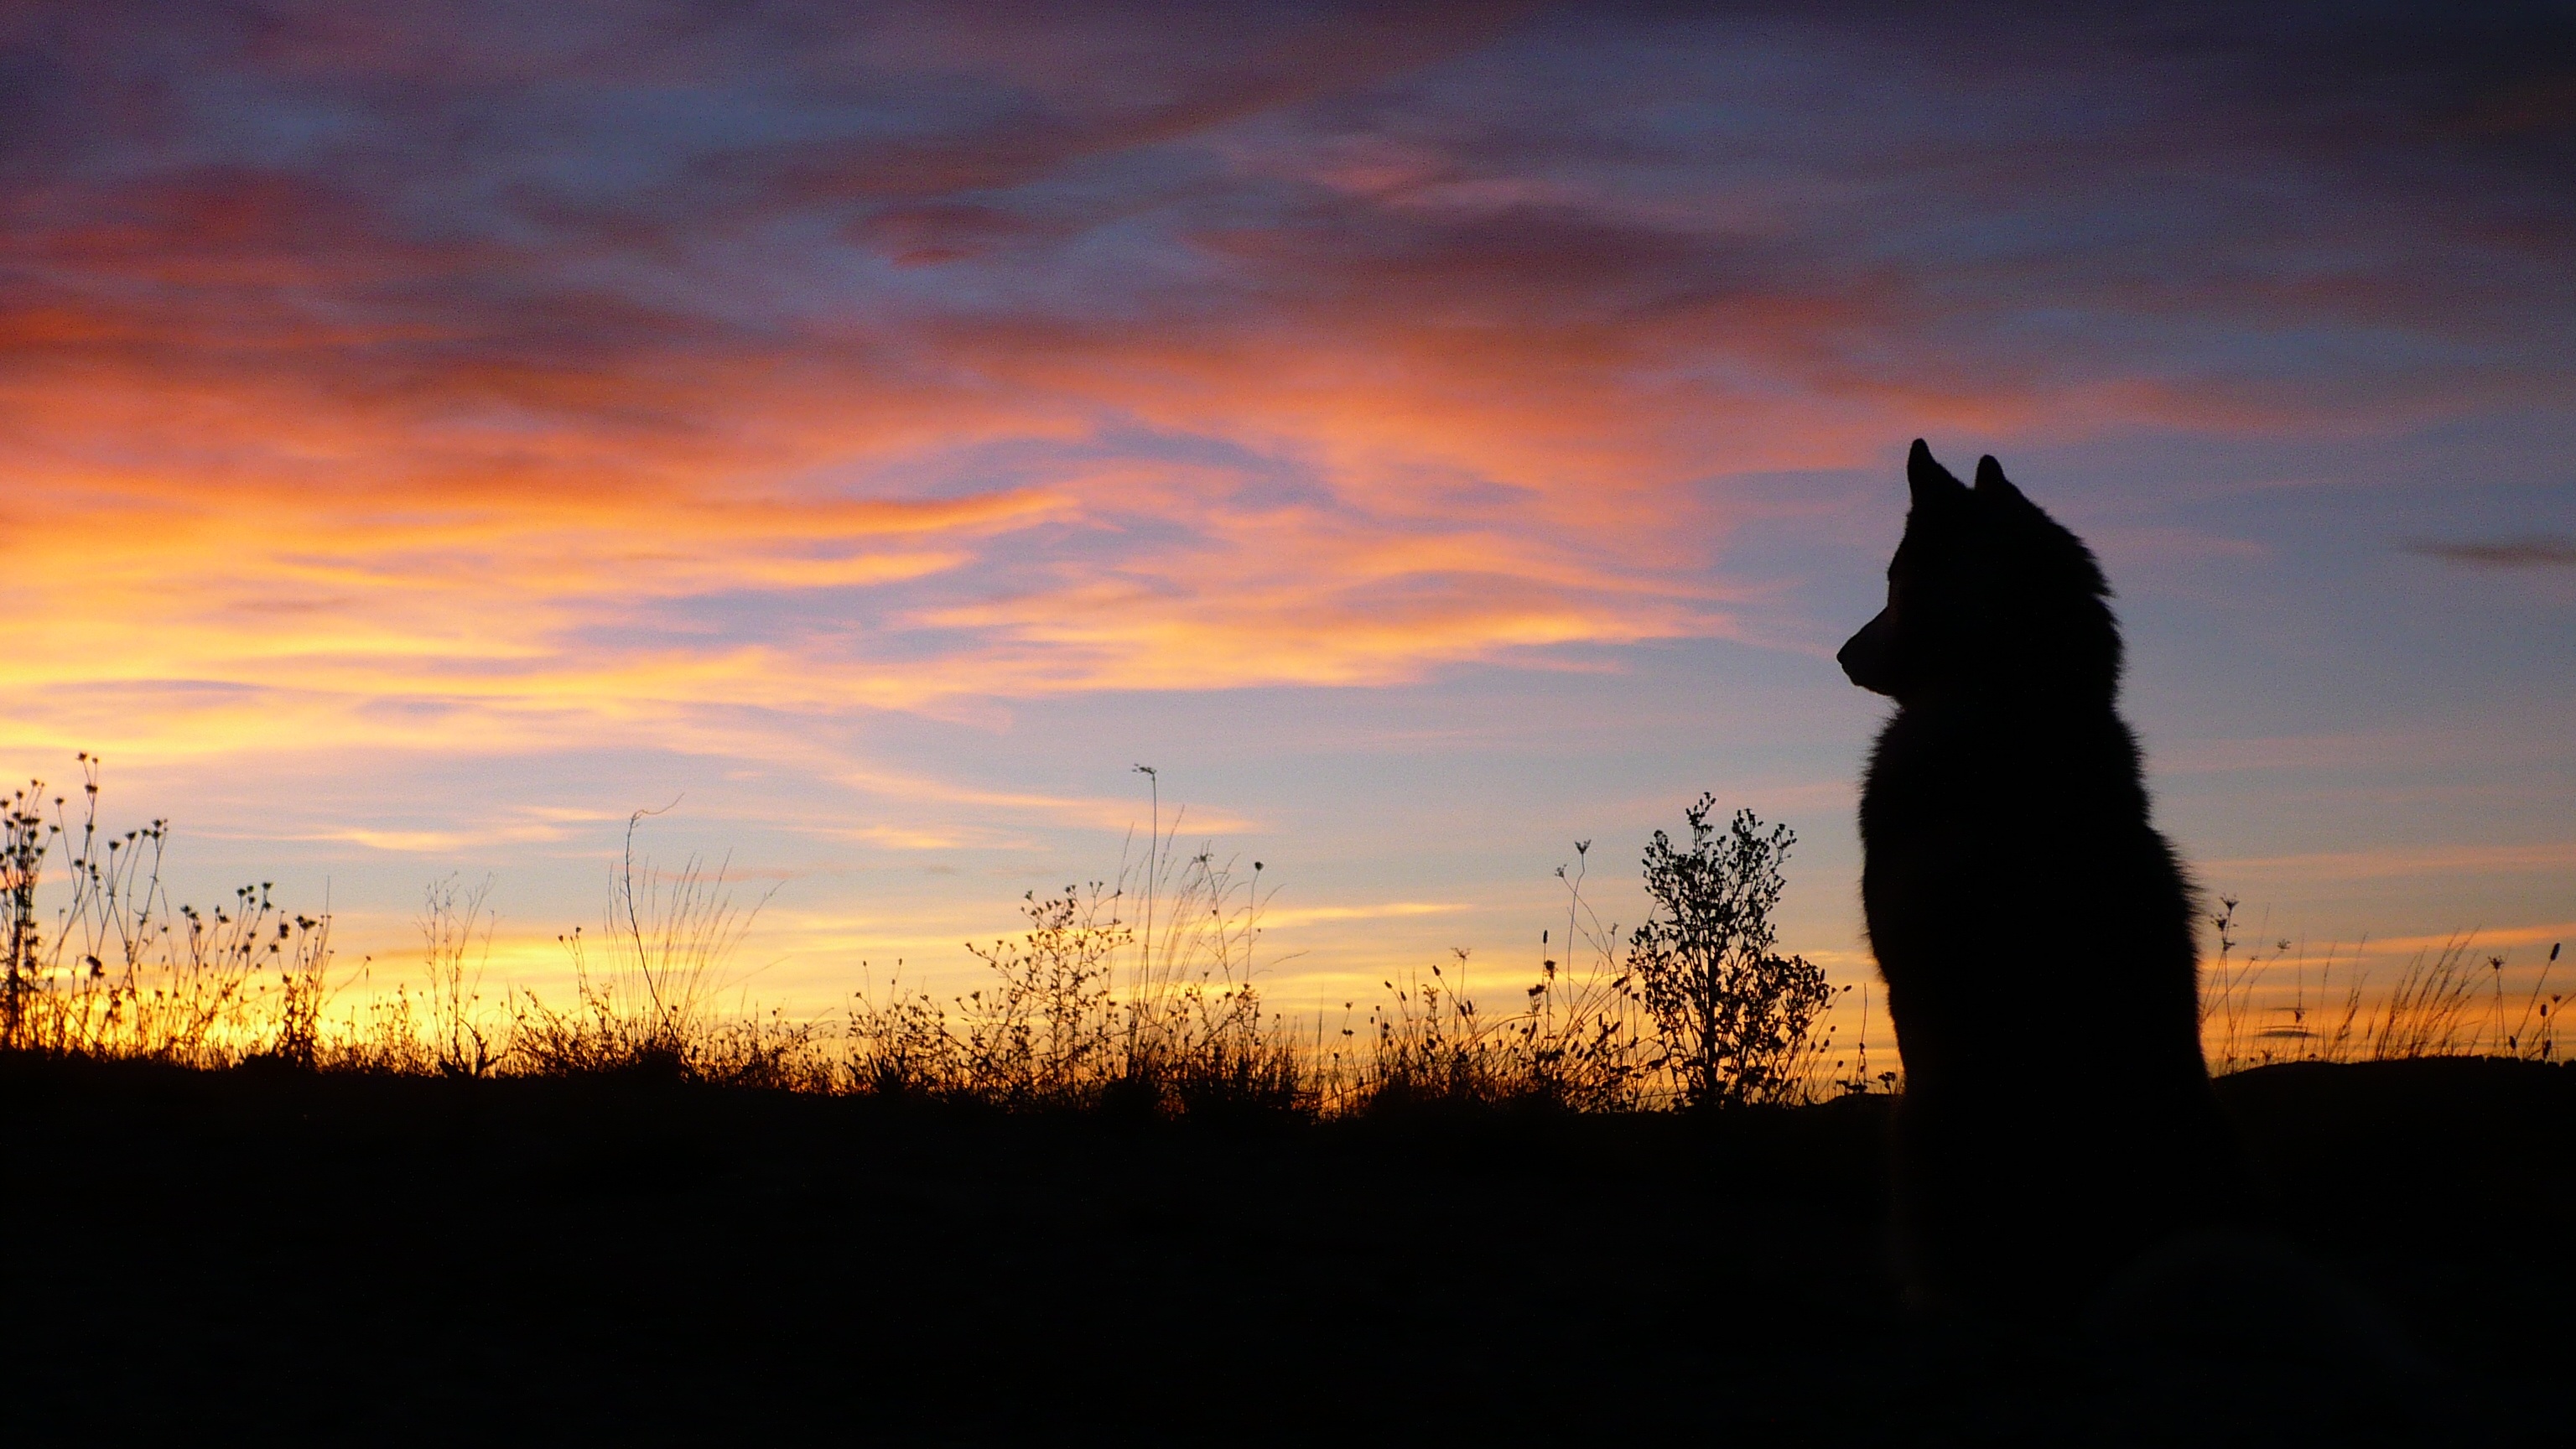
822, 766, 1259, 834
1259, 901, 1467, 928
2355, 923, 2575, 956
2205, 841, 2576, 880
2407, 535, 2576, 569
319, 823, 574, 854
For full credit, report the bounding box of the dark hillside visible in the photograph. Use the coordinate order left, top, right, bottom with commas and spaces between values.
0, 1057, 2565, 1444
2216, 1059, 2576, 1389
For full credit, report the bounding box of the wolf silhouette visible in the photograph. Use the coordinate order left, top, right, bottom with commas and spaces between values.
1841, 440, 2245, 1319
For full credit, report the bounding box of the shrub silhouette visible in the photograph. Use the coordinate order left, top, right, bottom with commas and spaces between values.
847, 839, 1297, 1112
1625, 797, 1837, 1108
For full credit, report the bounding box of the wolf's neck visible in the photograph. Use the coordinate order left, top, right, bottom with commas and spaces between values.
1872, 695, 2148, 793
1901, 678, 2122, 719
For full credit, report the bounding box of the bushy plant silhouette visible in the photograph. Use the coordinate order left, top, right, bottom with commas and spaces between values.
847, 839, 1299, 1113
1626, 797, 1836, 1108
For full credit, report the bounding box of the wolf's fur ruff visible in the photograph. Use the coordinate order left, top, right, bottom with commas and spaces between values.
1842, 440, 2245, 1317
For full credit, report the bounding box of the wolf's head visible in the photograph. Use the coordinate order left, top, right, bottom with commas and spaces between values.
1837, 439, 2120, 705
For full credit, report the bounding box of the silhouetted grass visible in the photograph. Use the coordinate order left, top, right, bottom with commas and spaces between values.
2, 757, 2563, 1123
510, 810, 820, 1088
2200, 896, 2568, 1073
0, 756, 332, 1066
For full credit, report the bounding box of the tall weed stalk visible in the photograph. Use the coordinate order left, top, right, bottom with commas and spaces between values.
513, 808, 802, 1083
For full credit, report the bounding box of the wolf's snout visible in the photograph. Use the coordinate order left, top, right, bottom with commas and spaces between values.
1840, 610, 1893, 693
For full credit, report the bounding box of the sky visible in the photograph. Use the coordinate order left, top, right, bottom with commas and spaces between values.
3, 1, 2571, 1037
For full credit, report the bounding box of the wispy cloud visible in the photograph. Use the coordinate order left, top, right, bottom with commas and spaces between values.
2350, 923, 2576, 956
319, 823, 575, 854
1259, 901, 1468, 928
2205, 842, 2576, 880
2407, 535, 2576, 569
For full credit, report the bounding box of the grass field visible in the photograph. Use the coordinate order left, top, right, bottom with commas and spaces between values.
8, 766, 2565, 1112
4, 767, 2569, 1442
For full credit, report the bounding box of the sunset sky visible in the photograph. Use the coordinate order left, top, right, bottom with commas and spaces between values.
4, 2, 2570, 1031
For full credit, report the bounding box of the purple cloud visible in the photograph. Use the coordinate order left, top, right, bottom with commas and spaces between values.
2409, 535, 2576, 569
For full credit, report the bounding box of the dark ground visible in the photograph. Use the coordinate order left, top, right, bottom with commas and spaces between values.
0, 1057, 2567, 1445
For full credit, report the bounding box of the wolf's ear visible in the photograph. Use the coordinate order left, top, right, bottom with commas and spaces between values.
1972, 454, 2027, 504
1907, 439, 1966, 508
